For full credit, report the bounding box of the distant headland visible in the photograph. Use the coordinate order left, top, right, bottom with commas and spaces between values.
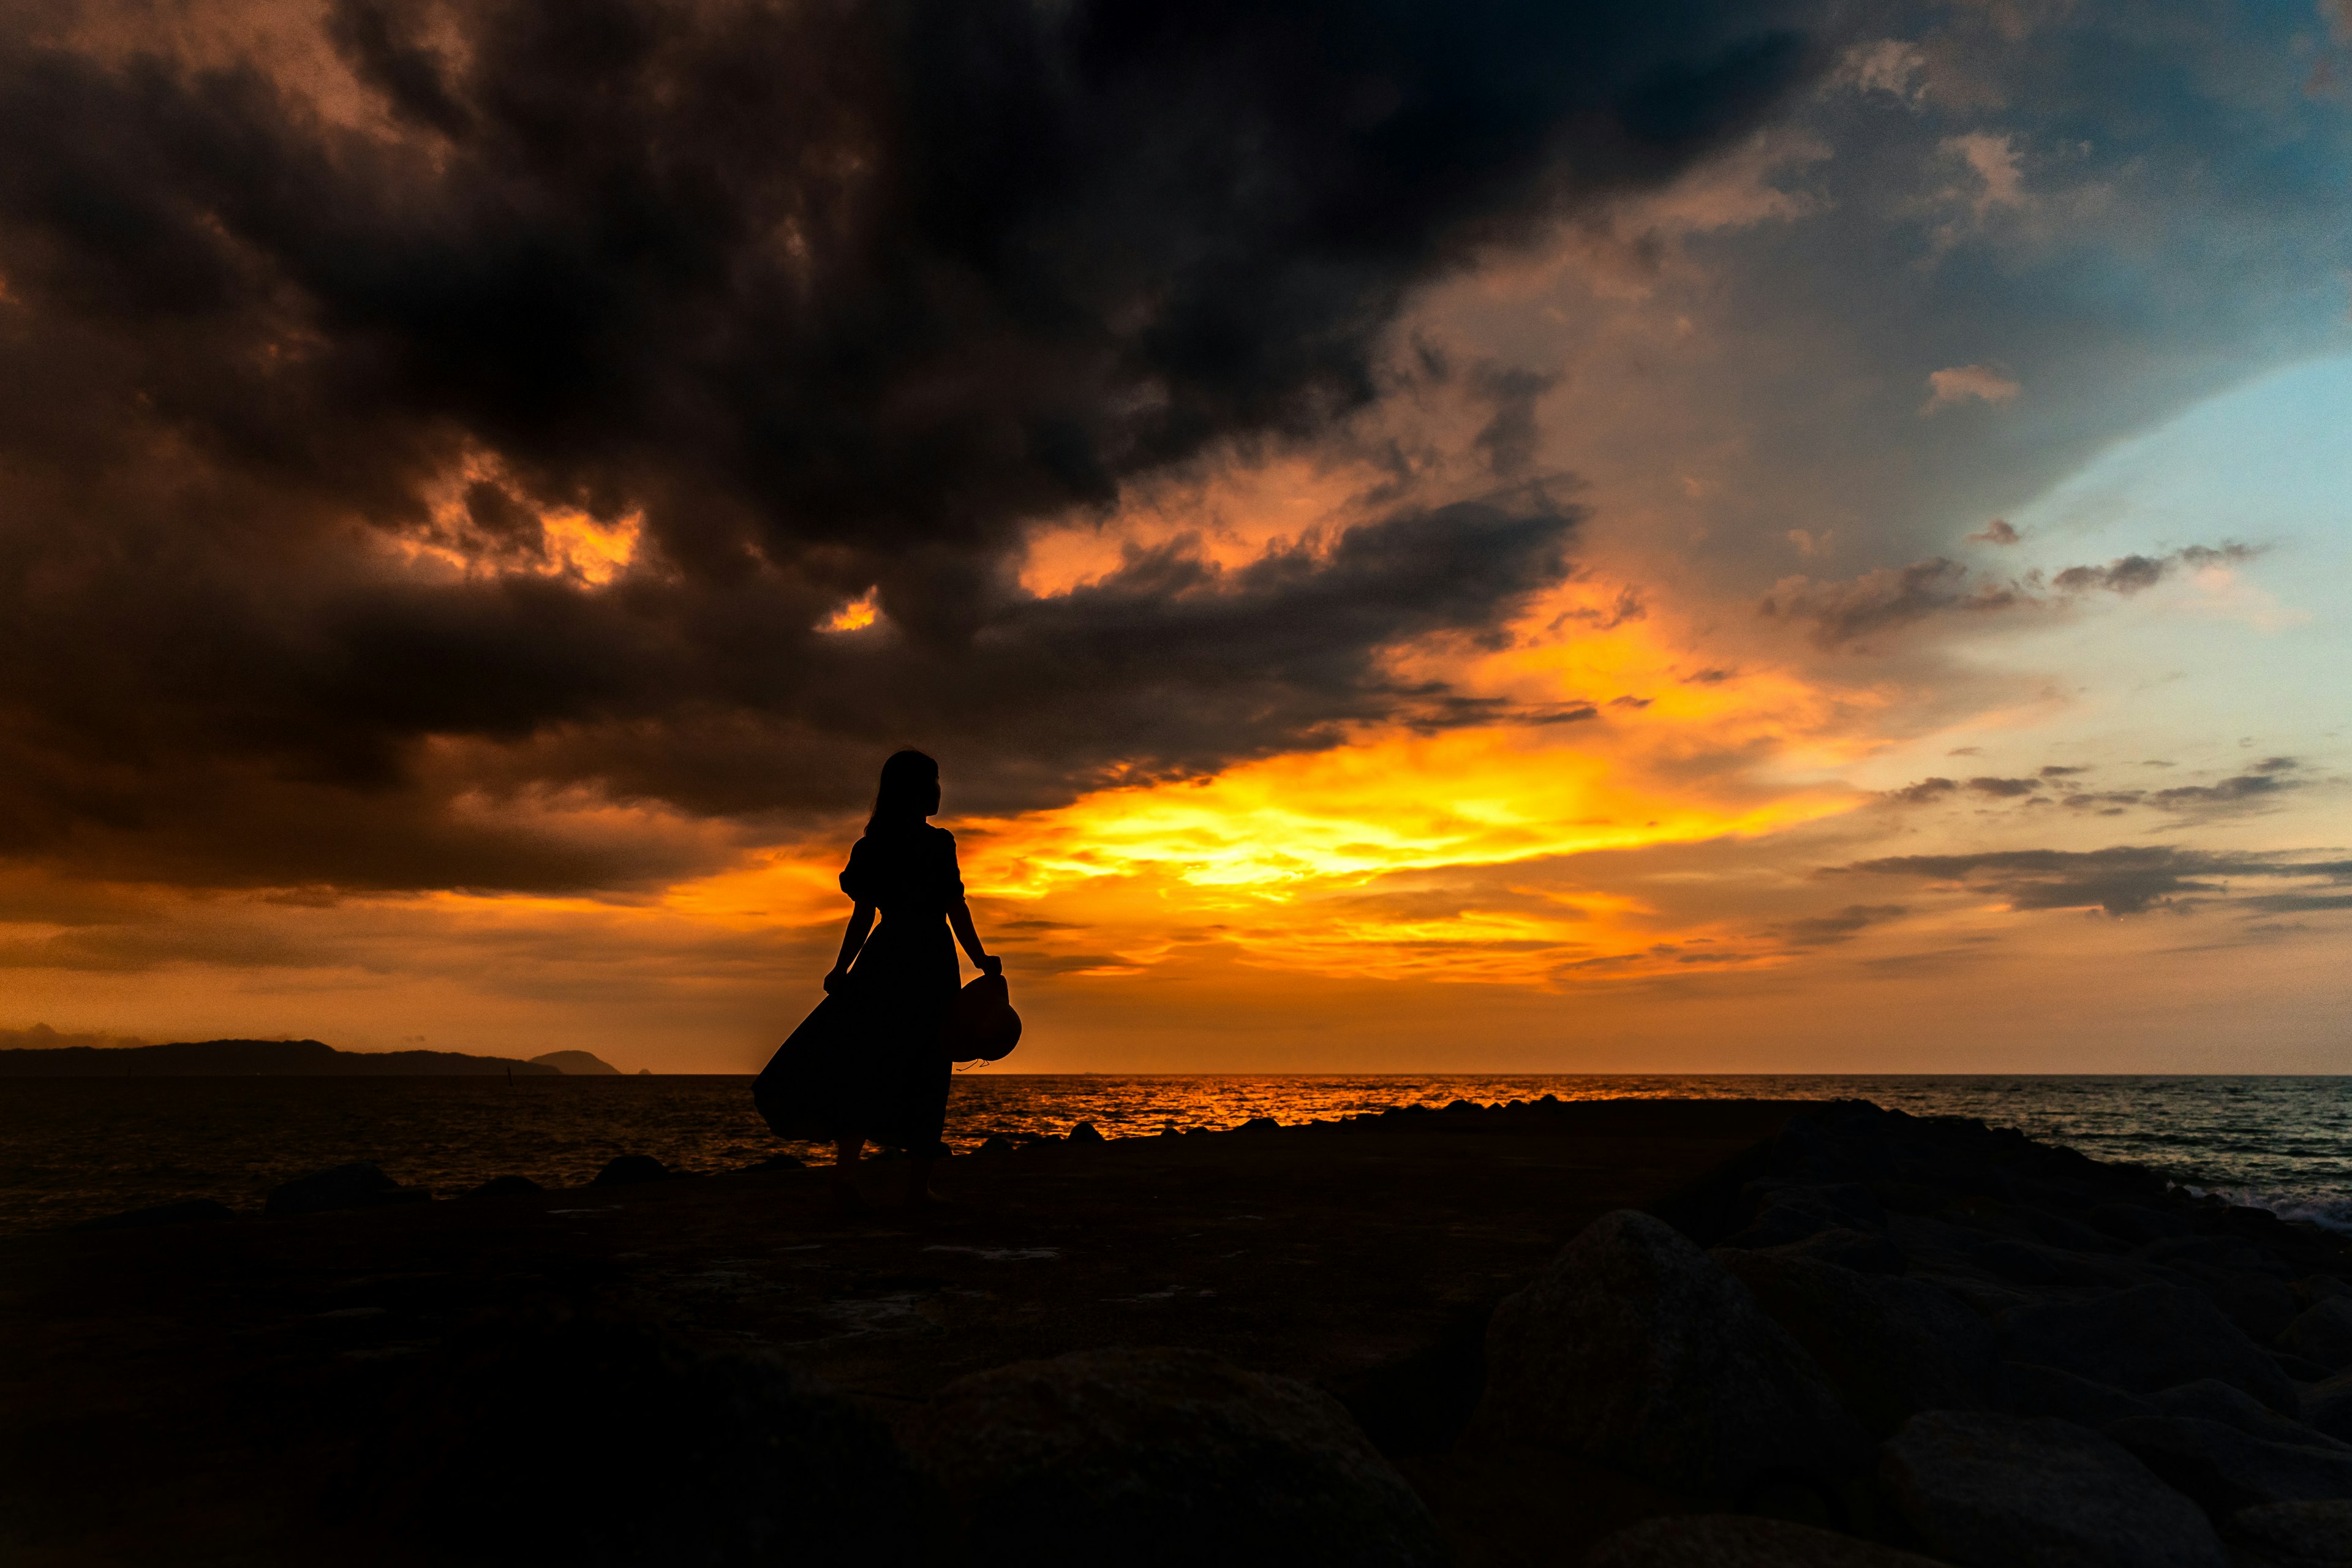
0, 1038, 630, 1077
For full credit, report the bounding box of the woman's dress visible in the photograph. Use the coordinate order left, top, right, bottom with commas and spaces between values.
752, 823, 963, 1153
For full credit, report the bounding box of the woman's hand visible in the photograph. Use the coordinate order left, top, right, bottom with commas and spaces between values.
822, 967, 850, 995
978, 954, 1003, 978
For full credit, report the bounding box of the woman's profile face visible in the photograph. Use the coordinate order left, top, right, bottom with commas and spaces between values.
924, 779, 941, 818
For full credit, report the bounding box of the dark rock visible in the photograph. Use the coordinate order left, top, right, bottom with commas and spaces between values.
739, 1153, 804, 1171
2139, 1235, 2292, 1276
2150, 1380, 2352, 1453
1972, 1238, 2150, 1291
1875, 1178, 1959, 1216
1240, 1115, 1281, 1132
1919, 1272, 2040, 1320
1880, 1410, 2225, 1568
1723, 1180, 1888, 1251
360, 1311, 930, 1566
2308, 1277, 2352, 1303
265, 1162, 430, 1217
1444, 1098, 1481, 1112
2231, 1499, 2352, 1565
2001, 1362, 2158, 1427
906, 1346, 1442, 1568
1999, 1283, 2302, 1412
2306, 1372, 2352, 1444
461, 1174, 544, 1199
2010, 1205, 2131, 1256
1747, 1226, 1907, 1275
1715, 1250, 2000, 1438
74, 1197, 236, 1231
2090, 1202, 2192, 1245
1066, 1121, 1106, 1145
1583, 1513, 1948, 1567
1763, 1115, 1845, 1181
2102, 1414, 2352, 1513
2280, 1300, 2352, 1371
975, 1135, 1016, 1155
2182, 1264, 2301, 1344
1474, 1209, 1868, 1503
591, 1154, 670, 1186
2278, 1351, 2337, 1383
1338, 1303, 1489, 1458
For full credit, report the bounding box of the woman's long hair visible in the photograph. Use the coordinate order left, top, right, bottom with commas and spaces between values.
866, 749, 939, 834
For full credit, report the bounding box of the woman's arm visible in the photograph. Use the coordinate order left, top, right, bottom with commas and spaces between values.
824, 903, 876, 993
949, 899, 1001, 976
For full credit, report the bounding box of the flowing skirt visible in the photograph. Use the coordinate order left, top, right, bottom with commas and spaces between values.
753, 913, 957, 1153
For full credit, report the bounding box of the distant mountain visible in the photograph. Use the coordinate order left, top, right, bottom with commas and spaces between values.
0, 1039, 565, 1077
529, 1050, 620, 1076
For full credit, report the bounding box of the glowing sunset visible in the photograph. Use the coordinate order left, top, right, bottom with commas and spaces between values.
10, 6, 2352, 1564
0, 0, 2346, 1080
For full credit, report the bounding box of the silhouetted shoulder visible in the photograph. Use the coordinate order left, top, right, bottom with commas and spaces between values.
840, 823, 961, 908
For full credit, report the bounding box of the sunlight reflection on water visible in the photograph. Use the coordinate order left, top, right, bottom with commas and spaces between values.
2, 1073, 2345, 1233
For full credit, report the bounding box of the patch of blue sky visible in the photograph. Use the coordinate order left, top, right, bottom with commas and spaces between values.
1935, 355, 2352, 820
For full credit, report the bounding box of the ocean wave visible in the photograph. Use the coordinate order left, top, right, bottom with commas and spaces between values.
2191, 1185, 2352, 1236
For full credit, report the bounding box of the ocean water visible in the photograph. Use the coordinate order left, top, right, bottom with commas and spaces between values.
1, 1074, 2346, 1235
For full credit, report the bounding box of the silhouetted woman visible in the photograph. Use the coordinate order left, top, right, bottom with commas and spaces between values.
823, 749, 998, 1209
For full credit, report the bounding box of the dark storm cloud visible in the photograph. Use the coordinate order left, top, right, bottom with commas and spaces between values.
1771, 903, 1908, 946
1759, 543, 2258, 649
1469, 364, 1562, 478
1882, 757, 2309, 826
1886, 777, 1959, 804
0, 0, 1830, 891
1758, 557, 2017, 647
2149, 771, 2296, 810
2049, 544, 2255, 595
1836, 846, 2352, 918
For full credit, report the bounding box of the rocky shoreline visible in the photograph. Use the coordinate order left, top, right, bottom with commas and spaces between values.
8, 1096, 2351, 1566
340, 1100, 2352, 1566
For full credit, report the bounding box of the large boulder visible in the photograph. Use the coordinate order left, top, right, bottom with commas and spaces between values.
2162, 1261, 2302, 1343
1971, 1238, 2152, 1291
2088, 1203, 2192, 1245
1722, 1182, 1888, 1251
905, 1347, 1442, 1568
1583, 1513, 1948, 1567
1714, 1250, 2000, 1436
1880, 1411, 2224, 1568
2101, 1414, 2352, 1515
265, 1161, 429, 1217
1999, 1284, 2302, 1411
1475, 1210, 1868, 1502
2001, 1363, 2157, 1428
2307, 1371, 2352, 1444
2231, 1499, 2352, 1566
2280, 1299, 2352, 1371
360, 1312, 930, 1566
591, 1154, 671, 1186
1747, 1227, 1909, 1275
2150, 1379, 2352, 1453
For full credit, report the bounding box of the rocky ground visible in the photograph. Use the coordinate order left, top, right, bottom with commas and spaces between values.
4, 1096, 2349, 1566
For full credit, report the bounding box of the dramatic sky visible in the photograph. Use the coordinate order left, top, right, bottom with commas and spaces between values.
4, 0, 2348, 1072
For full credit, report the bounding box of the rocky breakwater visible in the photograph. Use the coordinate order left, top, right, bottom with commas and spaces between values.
1527, 1099, 2352, 1567
55, 1096, 2352, 1567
